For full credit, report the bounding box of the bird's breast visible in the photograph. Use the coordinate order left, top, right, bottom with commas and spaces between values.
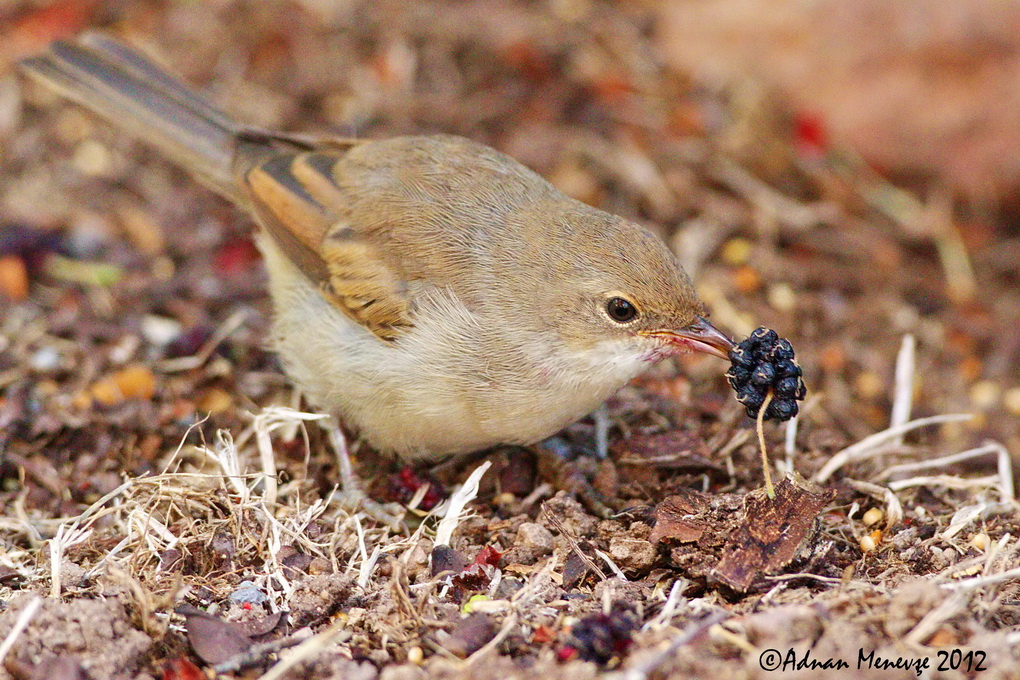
259, 234, 651, 458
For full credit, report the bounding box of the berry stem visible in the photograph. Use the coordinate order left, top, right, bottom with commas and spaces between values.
757, 389, 775, 499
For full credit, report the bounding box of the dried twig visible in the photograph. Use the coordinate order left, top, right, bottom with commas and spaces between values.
610, 610, 729, 680
844, 479, 904, 529
814, 413, 973, 483
876, 441, 1014, 502
594, 549, 628, 581
155, 310, 247, 373
890, 334, 915, 445
642, 578, 689, 631
0, 596, 42, 665
434, 461, 490, 547
214, 629, 314, 674
252, 624, 347, 680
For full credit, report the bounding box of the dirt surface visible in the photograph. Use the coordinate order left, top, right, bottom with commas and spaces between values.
1, 2, 1019, 679
657, 0, 1020, 201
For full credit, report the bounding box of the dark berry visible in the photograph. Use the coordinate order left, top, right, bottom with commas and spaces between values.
774, 376, 801, 398
725, 327, 807, 422
770, 339, 795, 361
750, 362, 776, 386
381, 467, 446, 510
774, 359, 801, 378
727, 365, 752, 385
729, 346, 756, 368
738, 389, 765, 409
750, 327, 778, 346
561, 602, 639, 665
766, 399, 797, 420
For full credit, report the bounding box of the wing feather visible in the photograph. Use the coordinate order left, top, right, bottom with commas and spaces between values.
244, 150, 412, 341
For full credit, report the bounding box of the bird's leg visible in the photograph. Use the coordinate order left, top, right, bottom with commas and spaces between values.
323, 421, 404, 528
593, 404, 610, 460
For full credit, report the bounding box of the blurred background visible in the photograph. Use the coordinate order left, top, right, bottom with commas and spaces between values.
2, 3, 1020, 675
1, 0, 1018, 468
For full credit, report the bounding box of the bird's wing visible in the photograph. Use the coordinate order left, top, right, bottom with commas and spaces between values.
243, 147, 412, 342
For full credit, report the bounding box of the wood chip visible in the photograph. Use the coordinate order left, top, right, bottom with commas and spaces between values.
710, 477, 834, 592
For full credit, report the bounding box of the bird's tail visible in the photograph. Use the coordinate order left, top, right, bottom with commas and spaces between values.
21, 32, 246, 200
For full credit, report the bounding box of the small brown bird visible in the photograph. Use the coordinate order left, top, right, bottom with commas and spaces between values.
21, 33, 733, 462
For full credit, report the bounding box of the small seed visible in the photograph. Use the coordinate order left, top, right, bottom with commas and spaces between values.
970, 532, 990, 551
969, 380, 1000, 410
721, 237, 753, 265
1004, 387, 1020, 416
862, 507, 884, 527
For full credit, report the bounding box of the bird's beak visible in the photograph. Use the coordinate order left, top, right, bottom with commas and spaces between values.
640, 316, 734, 359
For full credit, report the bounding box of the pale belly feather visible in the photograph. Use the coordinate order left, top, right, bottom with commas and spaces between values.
258, 236, 651, 460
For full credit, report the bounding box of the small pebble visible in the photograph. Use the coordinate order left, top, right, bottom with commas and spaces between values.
55, 108, 94, 144
0, 255, 29, 300
142, 315, 183, 347
819, 343, 846, 372
109, 334, 141, 365
229, 581, 267, 605
733, 265, 761, 293
928, 627, 958, 647
67, 213, 112, 258
721, 237, 753, 265
152, 255, 176, 281
493, 492, 516, 508
549, 160, 600, 204
515, 522, 555, 555
90, 363, 156, 406
29, 347, 61, 373
72, 139, 112, 176
112, 364, 156, 399
854, 372, 884, 400
197, 387, 233, 414
0, 75, 21, 137
608, 536, 656, 573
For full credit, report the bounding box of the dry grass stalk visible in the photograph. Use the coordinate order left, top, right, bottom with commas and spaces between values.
434, 461, 491, 547
890, 334, 915, 445
0, 595, 41, 665
813, 413, 973, 483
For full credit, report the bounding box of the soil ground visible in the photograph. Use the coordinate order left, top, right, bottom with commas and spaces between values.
1, 2, 1019, 679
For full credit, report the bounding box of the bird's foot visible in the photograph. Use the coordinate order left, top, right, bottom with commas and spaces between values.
323, 421, 405, 529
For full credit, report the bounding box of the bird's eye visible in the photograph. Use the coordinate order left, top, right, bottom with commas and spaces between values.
605, 297, 638, 323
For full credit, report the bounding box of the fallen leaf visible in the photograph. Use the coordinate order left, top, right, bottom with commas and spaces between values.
161, 657, 204, 680
441, 613, 496, 657
179, 605, 252, 666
